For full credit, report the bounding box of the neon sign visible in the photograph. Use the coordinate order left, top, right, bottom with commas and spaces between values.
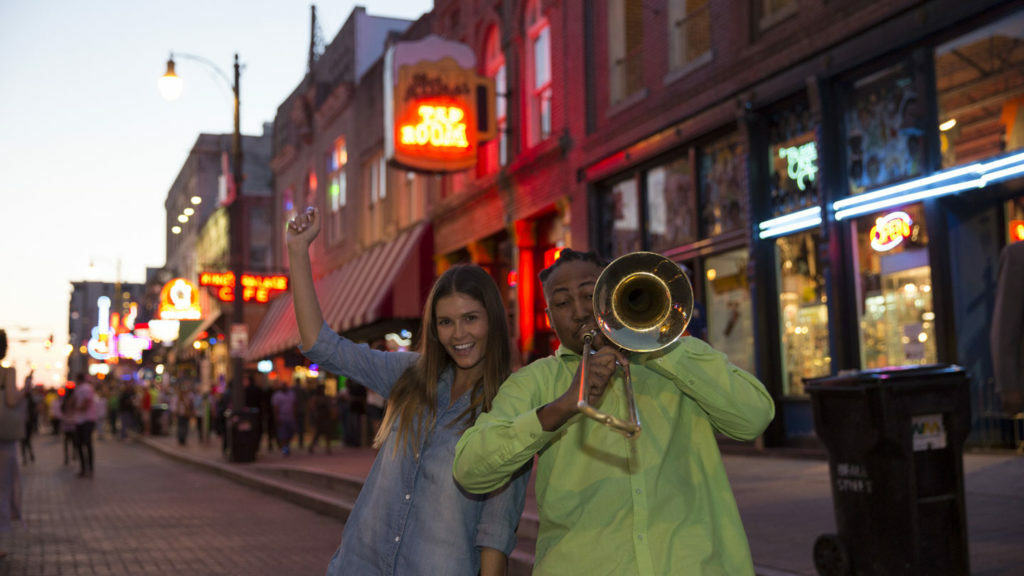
88, 298, 152, 361
199, 272, 289, 303
400, 104, 469, 149
778, 141, 818, 191
870, 211, 913, 252
87, 296, 113, 360
159, 278, 202, 320
385, 35, 495, 173
1010, 220, 1024, 243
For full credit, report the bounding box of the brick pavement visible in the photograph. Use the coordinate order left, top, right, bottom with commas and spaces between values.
2, 434, 343, 576
136, 428, 1024, 576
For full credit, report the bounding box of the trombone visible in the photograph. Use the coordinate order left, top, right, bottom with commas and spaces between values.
578, 251, 694, 438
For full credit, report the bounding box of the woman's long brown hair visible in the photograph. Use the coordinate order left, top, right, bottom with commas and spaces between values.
374, 264, 512, 457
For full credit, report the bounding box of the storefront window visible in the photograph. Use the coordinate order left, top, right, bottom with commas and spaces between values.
853, 203, 935, 368
647, 153, 697, 251
768, 103, 819, 218
935, 11, 1024, 169
776, 231, 829, 396
704, 248, 754, 373
844, 61, 927, 195
599, 177, 642, 255
699, 132, 747, 236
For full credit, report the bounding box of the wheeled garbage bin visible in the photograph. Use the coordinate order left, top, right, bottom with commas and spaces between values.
804, 365, 971, 576
226, 407, 260, 463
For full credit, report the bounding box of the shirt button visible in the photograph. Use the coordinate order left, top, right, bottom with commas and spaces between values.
637, 534, 644, 542
635, 488, 642, 495
404, 493, 411, 500
394, 536, 401, 543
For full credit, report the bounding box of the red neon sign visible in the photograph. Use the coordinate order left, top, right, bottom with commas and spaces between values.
199, 272, 289, 303
400, 103, 470, 150
1010, 220, 1024, 243
870, 211, 913, 252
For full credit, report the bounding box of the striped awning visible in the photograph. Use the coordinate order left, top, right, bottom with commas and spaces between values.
245, 221, 428, 360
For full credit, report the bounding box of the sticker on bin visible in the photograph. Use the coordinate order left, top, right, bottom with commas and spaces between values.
912, 413, 947, 451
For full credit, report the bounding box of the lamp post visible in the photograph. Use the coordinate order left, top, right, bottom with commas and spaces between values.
160, 52, 247, 413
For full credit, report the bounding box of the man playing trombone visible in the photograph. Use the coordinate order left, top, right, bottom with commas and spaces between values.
454, 249, 775, 575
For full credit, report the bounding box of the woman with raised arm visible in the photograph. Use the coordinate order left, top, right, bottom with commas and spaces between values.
287, 207, 528, 576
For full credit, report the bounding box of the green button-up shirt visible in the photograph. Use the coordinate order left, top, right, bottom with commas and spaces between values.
454, 336, 775, 576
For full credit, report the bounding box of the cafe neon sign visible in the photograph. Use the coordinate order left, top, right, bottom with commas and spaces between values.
870, 211, 913, 252
199, 272, 289, 303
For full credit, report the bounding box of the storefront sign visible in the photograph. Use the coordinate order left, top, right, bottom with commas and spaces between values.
158, 278, 202, 320
869, 211, 913, 252
1010, 219, 1024, 242
778, 140, 818, 191
385, 35, 495, 173
199, 272, 288, 303
88, 297, 152, 361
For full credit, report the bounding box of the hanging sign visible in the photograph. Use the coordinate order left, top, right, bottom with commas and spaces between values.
158, 278, 202, 320
870, 211, 913, 252
385, 34, 495, 173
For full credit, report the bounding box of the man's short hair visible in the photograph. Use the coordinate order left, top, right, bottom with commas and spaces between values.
539, 248, 608, 290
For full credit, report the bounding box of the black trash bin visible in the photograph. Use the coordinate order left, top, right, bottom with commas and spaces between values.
805, 364, 971, 576
226, 407, 260, 463
150, 403, 169, 436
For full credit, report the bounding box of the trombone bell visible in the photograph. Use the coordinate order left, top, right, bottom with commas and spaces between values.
578, 252, 694, 438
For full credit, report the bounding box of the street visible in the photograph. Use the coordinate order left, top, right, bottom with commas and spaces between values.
3, 434, 342, 576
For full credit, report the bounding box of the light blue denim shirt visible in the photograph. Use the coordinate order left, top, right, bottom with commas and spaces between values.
302, 322, 529, 576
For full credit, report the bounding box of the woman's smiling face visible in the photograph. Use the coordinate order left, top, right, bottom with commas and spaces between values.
435, 292, 489, 375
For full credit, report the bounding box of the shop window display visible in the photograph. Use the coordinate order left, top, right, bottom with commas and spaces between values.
647, 153, 698, 252
844, 61, 927, 195
599, 177, 643, 255
853, 204, 936, 368
935, 10, 1024, 168
776, 231, 829, 396
699, 132, 748, 237
704, 248, 755, 374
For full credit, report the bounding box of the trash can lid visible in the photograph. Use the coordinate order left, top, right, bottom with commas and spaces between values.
804, 363, 965, 390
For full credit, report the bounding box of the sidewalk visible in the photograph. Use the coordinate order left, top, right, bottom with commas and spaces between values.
134, 431, 1024, 576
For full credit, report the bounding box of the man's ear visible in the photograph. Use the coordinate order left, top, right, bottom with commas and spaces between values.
544, 308, 553, 329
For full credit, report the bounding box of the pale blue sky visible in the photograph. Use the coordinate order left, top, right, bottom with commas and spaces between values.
0, 0, 432, 386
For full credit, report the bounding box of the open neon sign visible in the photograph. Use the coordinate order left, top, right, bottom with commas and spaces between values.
870, 211, 913, 252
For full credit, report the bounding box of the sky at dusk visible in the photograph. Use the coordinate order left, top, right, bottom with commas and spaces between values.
0, 0, 433, 387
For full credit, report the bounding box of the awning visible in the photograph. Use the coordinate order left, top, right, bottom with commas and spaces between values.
245, 221, 429, 360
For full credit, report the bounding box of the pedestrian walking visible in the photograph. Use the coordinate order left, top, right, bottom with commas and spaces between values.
287, 207, 528, 576
991, 240, 1024, 416
19, 372, 36, 465
60, 390, 77, 466
307, 384, 334, 454
0, 329, 26, 559
175, 387, 195, 446
118, 385, 136, 439
271, 384, 297, 456
72, 374, 97, 478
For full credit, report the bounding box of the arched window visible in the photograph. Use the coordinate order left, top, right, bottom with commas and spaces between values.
525, 0, 551, 147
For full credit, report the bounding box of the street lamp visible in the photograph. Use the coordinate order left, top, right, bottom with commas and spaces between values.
159, 51, 247, 413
